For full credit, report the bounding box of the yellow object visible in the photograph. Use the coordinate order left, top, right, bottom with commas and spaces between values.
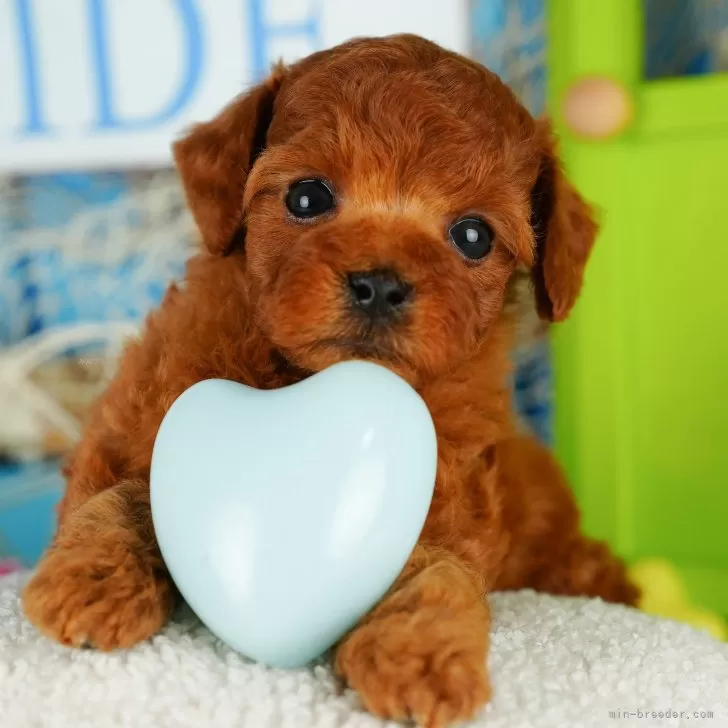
629, 559, 727, 641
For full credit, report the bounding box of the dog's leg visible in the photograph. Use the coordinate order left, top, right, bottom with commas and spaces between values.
23, 479, 176, 650
494, 436, 640, 606
522, 533, 640, 605
22, 279, 229, 649
335, 545, 491, 728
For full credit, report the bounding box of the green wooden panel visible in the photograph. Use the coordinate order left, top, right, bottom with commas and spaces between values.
639, 75, 728, 134
547, 0, 728, 617
629, 135, 728, 566
551, 140, 639, 551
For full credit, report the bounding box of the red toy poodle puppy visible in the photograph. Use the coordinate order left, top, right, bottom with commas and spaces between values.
23, 34, 638, 728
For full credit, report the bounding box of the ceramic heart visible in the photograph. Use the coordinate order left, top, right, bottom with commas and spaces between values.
150, 360, 437, 669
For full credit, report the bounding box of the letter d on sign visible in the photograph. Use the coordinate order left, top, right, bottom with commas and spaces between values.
88, 0, 203, 130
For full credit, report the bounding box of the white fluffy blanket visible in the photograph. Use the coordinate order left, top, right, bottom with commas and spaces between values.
1, 572, 726, 728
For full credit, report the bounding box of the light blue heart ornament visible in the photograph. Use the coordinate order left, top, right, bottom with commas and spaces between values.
150, 360, 437, 669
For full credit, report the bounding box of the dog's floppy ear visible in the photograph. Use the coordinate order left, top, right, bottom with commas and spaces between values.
173, 65, 287, 255
530, 120, 599, 322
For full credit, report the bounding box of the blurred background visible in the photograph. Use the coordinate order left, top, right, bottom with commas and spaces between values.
0, 1, 727, 629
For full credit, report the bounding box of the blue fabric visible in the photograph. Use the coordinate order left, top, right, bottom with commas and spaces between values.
644, 0, 728, 78
0, 460, 63, 566
513, 338, 553, 445
0, 173, 186, 346
472, 0, 547, 115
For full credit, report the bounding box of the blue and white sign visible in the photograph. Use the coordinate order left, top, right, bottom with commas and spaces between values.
0, 0, 469, 172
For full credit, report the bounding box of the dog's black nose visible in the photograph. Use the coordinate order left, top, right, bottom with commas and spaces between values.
347, 269, 412, 320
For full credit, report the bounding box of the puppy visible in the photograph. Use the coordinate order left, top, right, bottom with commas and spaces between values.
23, 35, 638, 728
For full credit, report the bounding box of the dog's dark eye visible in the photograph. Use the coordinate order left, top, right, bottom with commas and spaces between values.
448, 218, 495, 261
285, 179, 335, 219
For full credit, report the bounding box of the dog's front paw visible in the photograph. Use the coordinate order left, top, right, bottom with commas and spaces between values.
23, 544, 175, 650
335, 607, 490, 728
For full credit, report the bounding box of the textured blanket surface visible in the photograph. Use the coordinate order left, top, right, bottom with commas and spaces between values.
1, 572, 727, 728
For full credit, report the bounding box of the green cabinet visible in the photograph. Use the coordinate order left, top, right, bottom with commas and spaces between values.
548, 0, 728, 616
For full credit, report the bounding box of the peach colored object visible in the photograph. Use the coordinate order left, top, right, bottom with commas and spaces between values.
562, 77, 633, 140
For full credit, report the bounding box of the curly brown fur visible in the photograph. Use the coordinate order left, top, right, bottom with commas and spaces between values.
23, 35, 638, 728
